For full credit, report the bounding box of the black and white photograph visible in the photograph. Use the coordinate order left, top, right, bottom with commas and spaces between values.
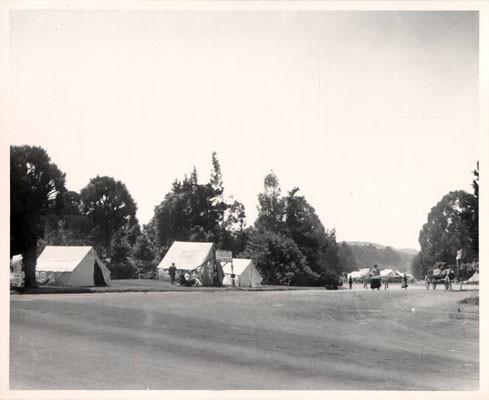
1, 0, 487, 398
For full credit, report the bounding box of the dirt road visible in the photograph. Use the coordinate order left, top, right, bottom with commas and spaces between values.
10, 288, 478, 390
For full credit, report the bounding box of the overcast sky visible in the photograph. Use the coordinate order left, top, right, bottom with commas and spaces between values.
8, 10, 479, 250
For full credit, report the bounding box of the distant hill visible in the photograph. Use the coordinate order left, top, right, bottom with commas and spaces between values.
397, 248, 419, 255
347, 241, 418, 256
347, 241, 386, 250
344, 241, 418, 272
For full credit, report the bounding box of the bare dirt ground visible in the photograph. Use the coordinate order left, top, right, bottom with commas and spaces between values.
10, 287, 478, 390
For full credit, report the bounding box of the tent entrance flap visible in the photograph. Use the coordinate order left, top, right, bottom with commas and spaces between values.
93, 261, 106, 286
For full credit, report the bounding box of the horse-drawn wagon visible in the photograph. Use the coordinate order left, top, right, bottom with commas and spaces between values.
425, 262, 455, 290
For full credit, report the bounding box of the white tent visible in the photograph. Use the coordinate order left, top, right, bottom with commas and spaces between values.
10, 254, 23, 274
156, 241, 224, 286
36, 246, 110, 287
10, 255, 25, 287
464, 272, 479, 284
348, 269, 370, 280
222, 258, 263, 288
394, 271, 415, 282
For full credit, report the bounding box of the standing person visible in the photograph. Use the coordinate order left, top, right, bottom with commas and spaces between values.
370, 265, 381, 290
348, 275, 353, 290
363, 277, 368, 290
169, 263, 177, 285
444, 273, 450, 290
384, 277, 389, 290
402, 274, 408, 289
448, 269, 455, 289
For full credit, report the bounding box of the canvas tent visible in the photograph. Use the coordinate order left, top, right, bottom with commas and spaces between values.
10, 255, 23, 274
380, 269, 401, 282
380, 268, 394, 277
222, 258, 263, 288
157, 241, 224, 286
463, 271, 479, 284
348, 268, 370, 281
36, 246, 110, 287
10, 255, 24, 287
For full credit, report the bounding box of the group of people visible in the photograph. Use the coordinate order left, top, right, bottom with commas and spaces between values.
347, 265, 409, 290
168, 263, 202, 287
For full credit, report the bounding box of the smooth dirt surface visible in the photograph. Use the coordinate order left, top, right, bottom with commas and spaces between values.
10, 288, 478, 390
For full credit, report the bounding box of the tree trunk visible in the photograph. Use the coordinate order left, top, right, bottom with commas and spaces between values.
22, 242, 38, 288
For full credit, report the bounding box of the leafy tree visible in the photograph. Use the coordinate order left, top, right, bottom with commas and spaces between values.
377, 246, 405, 267
53, 190, 83, 216
42, 190, 93, 248
410, 253, 424, 279
461, 162, 479, 257
469, 161, 479, 199
416, 190, 477, 277
110, 236, 134, 278
151, 176, 219, 248
250, 174, 345, 285
348, 244, 414, 271
413, 163, 479, 278
255, 171, 286, 233
147, 152, 247, 255
240, 230, 318, 285
108, 224, 140, 279
337, 242, 358, 272
321, 229, 342, 276
208, 152, 233, 246
131, 233, 158, 277
284, 188, 331, 276
80, 176, 137, 260
221, 199, 248, 254
10, 145, 66, 287
210, 151, 224, 202
142, 219, 166, 262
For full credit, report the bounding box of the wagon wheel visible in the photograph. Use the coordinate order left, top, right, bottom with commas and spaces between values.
425, 280, 430, 290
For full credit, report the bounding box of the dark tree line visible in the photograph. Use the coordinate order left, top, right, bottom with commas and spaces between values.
344, 244, 414, 272
11, 146, 355, 287
337, 242, 358, 272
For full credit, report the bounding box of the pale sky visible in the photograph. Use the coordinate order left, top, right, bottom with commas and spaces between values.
7, 10, 479, 250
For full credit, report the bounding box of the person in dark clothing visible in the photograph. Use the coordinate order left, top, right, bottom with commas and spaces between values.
348, 275, 353, 290
169, 263, 177, 284
402, 274, 408, 289
177, 271, 187, 286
